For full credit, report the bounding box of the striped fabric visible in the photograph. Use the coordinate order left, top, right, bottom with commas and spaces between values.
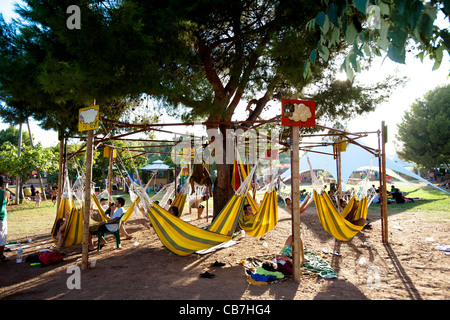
207, 194, 246, 235
171, 192, 187, 217
92, 193, 140, 223
239, 190, 278, 237
61, 207, 84, 248
91, 194, 107, 221
51, 198, 74, 242
313, 190, 368, 241
122, 198, 140, 223
145, 202, 232, 256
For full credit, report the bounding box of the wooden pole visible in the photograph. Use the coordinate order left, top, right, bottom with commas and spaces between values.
333, 144, 342, 211
291, 126, 302, 281
26, 119, 47, 200
56, 138, 65, 211
381, 121, 388, 243
82, 125, 94, 270
108, 147, 113, 202
15, 124, 22, 205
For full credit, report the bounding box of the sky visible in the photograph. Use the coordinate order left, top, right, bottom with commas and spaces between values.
0, 0, 449, 157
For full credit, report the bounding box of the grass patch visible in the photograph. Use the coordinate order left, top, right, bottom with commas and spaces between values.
6, 193, 136, 241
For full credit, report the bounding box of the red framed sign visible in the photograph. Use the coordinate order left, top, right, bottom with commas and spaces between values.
281, 99, 316, 127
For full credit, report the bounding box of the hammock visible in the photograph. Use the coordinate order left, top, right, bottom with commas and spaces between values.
171, 192, 187, 217
239, 189, 278, 237
207, 194, 246, 235
130, 152, 260, 255
235, 152, 279, 237
91, 192, 140, 223
308, 156, 370, 241
60, 207, 84, 248
51, 197, 74, 242
313, 190, 368, 241
143, 200, 233, 256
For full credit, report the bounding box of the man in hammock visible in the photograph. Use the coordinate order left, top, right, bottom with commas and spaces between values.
284, 193, 312, 215
340, 198, 367, 226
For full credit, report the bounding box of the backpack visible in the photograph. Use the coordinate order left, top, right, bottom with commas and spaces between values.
39, 250, 63, 265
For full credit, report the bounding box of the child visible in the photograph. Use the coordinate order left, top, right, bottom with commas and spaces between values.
35, 190, 41, 207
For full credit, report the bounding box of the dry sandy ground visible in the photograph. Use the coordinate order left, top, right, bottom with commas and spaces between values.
1, 204, 449, 304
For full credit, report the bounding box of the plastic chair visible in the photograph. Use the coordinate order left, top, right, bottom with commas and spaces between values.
97, 220, 121, 251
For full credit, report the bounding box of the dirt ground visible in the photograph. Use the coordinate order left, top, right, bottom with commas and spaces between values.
1, 204, 449, 302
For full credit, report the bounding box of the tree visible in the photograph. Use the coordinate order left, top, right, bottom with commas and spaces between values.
1, 0, 446, 216
0, 125, 31, 147
306, 0, 450, 80
396, 84, 450, 168
0, 141, 59, 196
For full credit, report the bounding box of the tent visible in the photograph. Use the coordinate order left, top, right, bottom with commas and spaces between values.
139, 160, 172, 171
281, 143, 450, 195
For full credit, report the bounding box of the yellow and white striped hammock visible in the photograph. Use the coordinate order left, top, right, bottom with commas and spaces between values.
313, 190, 368, 241
239, 190, 278, 237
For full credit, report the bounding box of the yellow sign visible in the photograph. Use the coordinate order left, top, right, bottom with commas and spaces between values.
78, 105, 99, 131
103, 146, 117, 158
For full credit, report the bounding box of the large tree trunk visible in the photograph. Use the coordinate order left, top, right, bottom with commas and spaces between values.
211, 124, 232, 220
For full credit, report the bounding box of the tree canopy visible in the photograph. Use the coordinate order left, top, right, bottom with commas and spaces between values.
0, 0, 448, 214
396, 84, 450, 168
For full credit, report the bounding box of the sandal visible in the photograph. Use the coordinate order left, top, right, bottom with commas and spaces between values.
211, 260, 225, 267
199, 271, 215, 278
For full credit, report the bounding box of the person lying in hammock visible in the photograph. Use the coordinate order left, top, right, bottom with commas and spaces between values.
339, 198, 367, 227
284, 193, 312, 215
53, 210, 69, 252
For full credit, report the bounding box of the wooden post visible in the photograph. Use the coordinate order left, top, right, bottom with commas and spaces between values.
381, 121, 388, 243
15, 123, 22, 205
108, 147, 113, 202
26, 119, 47, 200
56, 138, 65, 211
81, 116, 95, 270
291, 126, 302, 281
334, 144, 342, 211
81, 129, 93, 270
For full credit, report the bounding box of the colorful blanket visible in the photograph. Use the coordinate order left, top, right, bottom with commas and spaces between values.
240, 251, 337, 286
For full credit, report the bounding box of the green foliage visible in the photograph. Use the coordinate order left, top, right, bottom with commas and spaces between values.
396, 84, 450, 168
307, 0, 449, 80
0, 125, 31, 147
0, 141, 59, 178
0, 0, 402, 130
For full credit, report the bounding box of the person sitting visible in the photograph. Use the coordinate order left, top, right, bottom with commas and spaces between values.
342, 198, 367, 226
284, 194, 312, 215
51, 186, 57, 205
391, 187, 404, 203
91, 198, 108, 222
87, 197, 126, 251
243, 204, 254, 219
164, 198, 173, 210
168, 206, 179, 217
189, 194, 209, 219
53, 210, 69, 251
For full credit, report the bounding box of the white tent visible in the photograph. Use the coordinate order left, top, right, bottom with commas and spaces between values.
281, 143, 450, 195
140, 160, 172, 171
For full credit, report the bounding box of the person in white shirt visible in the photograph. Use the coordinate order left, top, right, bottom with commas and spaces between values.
88, 197, 126, 251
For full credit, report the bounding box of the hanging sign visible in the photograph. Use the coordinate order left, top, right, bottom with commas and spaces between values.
281, 99, 315, 127
78, 105, 99, 131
